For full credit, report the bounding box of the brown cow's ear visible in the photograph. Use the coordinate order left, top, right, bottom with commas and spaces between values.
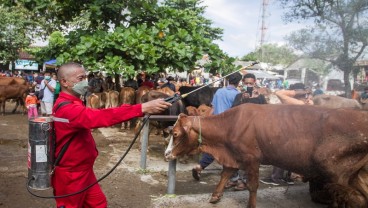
183, 125, 189, 132
179, 113, 187, 118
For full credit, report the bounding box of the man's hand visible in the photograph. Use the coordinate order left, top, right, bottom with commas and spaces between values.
142, 99, 172, 114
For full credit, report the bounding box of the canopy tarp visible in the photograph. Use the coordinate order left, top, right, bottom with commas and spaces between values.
244, 70, 280, 80
44, 59, 56, 65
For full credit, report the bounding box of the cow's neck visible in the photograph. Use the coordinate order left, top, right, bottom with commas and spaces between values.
190, 115, 239, 168
190, 116, 226, 147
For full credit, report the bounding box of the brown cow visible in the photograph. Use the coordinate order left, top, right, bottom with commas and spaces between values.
197, 104, 213, 116
86, 92, 107, 109
0, 77, 27, 85
156, 87, 175, 96
186, 106, 198, 116
0, 84, 29, 115
119, 87, 136, 130
165, 104, 368, 208
135, 86, 151, 104
105, 90, 119, 109
185, 105, 212, 116
313, 94, 362, 109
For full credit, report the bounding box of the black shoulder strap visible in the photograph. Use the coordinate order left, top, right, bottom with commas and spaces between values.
53, 101, 73, 168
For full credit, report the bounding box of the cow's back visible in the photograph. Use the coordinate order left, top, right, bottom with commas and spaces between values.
0, 77, 27, 86
120, 87, 135, 105
224, 104, 368, 177
313, 94, 362, 109
135, 86, 151, 104
0, 85, 29, 99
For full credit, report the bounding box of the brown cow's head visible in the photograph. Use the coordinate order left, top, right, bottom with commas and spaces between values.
165, 114, 200, 160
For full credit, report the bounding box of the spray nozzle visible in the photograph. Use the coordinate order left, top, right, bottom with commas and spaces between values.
163, 93, 181, 104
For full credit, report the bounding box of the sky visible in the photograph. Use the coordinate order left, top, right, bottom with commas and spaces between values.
202, 0, 306, 58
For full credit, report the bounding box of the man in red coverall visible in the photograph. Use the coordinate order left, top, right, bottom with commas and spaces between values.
52, 62, 171, 208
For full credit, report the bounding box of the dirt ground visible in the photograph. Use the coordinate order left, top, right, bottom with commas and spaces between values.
0, 101, 325, 208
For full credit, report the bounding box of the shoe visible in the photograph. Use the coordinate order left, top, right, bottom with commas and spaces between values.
260, 178, 286, 186
234, 181, 247, 191
225, 180, 238, 189
192, 166, 202, 181
282, 177, 295, 185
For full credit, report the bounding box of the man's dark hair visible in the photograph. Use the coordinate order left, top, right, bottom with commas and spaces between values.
289, 83, 305, 90
243, 73, 256, 80
227, 72, 242, 85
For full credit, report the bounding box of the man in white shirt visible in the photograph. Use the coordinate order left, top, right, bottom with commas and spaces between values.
40, 72, 56, 116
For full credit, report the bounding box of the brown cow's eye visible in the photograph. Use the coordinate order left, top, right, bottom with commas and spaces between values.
173, 131, 179, 137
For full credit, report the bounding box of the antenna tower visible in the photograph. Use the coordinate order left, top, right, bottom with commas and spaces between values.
260, 0, 269, 62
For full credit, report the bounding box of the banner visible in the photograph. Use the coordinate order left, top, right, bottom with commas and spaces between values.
15, 59, 39, 70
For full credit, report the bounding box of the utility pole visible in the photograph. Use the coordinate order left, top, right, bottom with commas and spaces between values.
260, 0, 269, 62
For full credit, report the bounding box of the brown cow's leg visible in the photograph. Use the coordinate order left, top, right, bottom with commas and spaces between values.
309, 178, 332, 204
210, 166, 237, 204
245, 160, 260, 208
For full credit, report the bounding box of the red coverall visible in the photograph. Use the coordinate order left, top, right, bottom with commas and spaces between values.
52, 92, 143, 208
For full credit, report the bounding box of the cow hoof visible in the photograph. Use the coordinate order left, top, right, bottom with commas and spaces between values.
209, 195, 221, 204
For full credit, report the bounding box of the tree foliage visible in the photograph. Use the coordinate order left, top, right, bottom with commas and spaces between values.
0, 3, 44, 66
16, 0, 235, 77
279, 0, 368, 96
240, 43, 299, 66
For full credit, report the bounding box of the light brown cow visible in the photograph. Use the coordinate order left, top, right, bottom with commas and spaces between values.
165, 104, 368, 208
105, 90, 120, 109
119, 87, 136, 130
0, 84, 28, 115
313, 94, 362, 109
156, 87, 175, 96
197, 104, 213, 116
186, 106, 198, 116
135, 86, 151, 104
0, 77, 27, 85
86, 92, 107, 109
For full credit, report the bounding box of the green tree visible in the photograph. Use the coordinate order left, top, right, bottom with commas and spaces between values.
279, 0, 368, 97
240, 43, 299, 66
18, 0, 235, 80
0, 3, 43, 69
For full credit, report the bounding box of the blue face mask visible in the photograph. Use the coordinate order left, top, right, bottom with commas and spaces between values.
72, 80, 89, 95
45, 76, 51, 81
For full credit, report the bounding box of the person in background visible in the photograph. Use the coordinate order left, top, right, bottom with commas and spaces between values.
52, 62, 172, 208
161, 76, 176, 92
282, 78, 289, 89
360, 87, 368, 100
212, 73, 221, 87
140, 74, 155, 89
53, 74, 61, 102
40, 72, 56, 116
25, 89, 38, 119
313, 84, 324, 96
192, 72, 243, 180
225, 73, 267, 191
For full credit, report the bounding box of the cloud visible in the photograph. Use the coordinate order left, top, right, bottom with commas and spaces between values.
202, 0, 310, 57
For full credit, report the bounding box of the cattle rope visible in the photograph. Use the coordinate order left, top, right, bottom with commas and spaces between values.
196, 116, 202, 145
